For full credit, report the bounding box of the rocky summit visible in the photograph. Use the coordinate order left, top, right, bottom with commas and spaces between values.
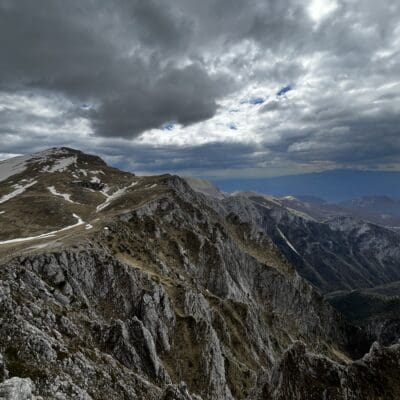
0, 148, 399, 399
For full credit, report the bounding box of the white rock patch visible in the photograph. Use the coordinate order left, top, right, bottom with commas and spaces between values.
96, 181, 138, 212
47, 186, 76, 204
277, 227, 301, 256
47, 155, 77, 173
0, 377, 34, 399
0, 213, 85, 245
0, 180, 37, 204
0, 148, 73, 182
0, 154, 29, 183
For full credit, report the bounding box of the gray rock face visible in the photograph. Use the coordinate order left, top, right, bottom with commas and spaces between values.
327, 287, 400, 345
257, 341, 400, 400
221, 193, 400, 344
223, 195, 400, 294
0, 353, 9, 381
0, 377, 34, 400
0, 249, 194, 399
0, 157, 399, 398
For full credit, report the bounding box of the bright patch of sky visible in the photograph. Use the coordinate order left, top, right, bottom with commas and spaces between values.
307, 0, 338, 23
136, 90, 271, 147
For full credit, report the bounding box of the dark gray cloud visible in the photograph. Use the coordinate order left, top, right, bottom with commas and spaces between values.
89, 63, 232, 137
0, 0, 233, 137
0, 0, 400, 177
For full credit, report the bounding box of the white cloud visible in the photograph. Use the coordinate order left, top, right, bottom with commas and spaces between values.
307, 0, 338, 23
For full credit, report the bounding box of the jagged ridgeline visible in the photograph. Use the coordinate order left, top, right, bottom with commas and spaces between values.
0, 148, 399, 399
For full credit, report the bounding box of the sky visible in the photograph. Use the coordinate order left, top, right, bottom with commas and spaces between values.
1, 0, 400, 179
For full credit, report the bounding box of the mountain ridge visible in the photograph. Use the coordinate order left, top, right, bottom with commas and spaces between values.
0, 148, 399, 399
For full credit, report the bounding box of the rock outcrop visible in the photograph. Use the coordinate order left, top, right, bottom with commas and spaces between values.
0, 148, 399, 399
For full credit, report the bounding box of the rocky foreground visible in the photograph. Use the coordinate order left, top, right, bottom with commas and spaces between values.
0, 148, 399, 399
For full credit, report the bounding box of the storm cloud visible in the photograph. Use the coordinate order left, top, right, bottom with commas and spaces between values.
1, 0, 400, 176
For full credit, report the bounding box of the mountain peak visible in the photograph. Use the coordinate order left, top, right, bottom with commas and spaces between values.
0, 147, 146, 249
0, 147, 109, 184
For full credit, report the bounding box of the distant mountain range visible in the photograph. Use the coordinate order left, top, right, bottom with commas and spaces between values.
212, 169, 400, 202
340, 195, 400, 218
187, 179, 400, 346
188, 177, 400, 231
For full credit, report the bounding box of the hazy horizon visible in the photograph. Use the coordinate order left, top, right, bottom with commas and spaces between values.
2, 147, 400, 201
